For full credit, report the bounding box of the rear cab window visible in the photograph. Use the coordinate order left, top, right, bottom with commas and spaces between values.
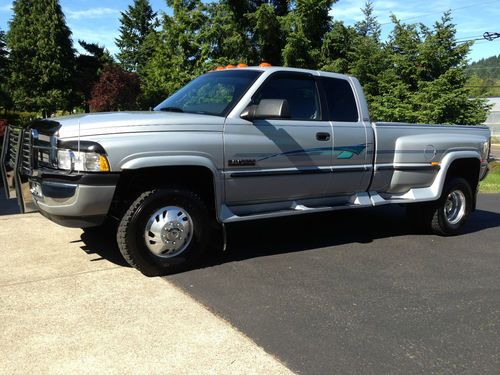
320, 77, 359, 122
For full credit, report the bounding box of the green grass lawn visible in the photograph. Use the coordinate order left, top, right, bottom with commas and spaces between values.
480, 161, 500, 193
491, 136, 500, 144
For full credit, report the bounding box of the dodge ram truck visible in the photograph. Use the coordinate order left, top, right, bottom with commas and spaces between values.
1, 66, 491, 276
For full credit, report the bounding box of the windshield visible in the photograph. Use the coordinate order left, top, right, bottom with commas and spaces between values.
154, 70, 262, 117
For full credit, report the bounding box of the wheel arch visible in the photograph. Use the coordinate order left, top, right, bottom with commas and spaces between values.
112, 157, 223, 221
442, 156, 481, 210
435, 151, 481, 210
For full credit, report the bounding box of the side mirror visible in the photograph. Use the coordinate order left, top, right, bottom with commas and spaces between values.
240, 99, 290, 121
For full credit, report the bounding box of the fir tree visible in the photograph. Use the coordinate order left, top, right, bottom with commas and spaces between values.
7, 0, 75, 117
200, 1, 253, 65
141, 0, 206, 105
355, 0, 380, 38
282, 0, 336, 68
247, 3, 283, 65
116, 0, 157, 72
0, 28, 11, 109
369, 13, 488, 124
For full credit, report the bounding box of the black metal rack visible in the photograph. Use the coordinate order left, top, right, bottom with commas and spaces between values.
0, 124, 37, 213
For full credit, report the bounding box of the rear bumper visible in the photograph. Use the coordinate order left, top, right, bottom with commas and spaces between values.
30, 173, 119, 228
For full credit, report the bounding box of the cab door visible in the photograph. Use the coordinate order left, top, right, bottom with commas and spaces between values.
319, 76, 371, 195
224, 72, 334, 205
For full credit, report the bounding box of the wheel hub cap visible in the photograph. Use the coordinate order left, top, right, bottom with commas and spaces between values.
444, 190, 466, 225
144, 206, 193, 258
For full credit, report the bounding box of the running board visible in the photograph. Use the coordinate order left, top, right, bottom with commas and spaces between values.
221, 193, 374, 223
220, 189, 439, 223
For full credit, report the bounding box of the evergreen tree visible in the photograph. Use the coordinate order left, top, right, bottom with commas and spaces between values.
140, 0, 206, 106
116, 0, 157, 72
137, 0, 488, 123
7, 0, 75, 117
355, 0, 380, 38
282, 0, 336, 68
320, 21, 356, 73
350, 1, 387, 100
0, 28, 11, 109
201, 1, 253, 65
246, 3, 283, 65
369, 13, 488, 124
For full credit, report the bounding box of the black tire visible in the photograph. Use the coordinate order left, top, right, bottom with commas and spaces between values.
428, 177, 473, 236
406, 178, 473, 235
410, 177, 471, 236
117, 188, 216, 276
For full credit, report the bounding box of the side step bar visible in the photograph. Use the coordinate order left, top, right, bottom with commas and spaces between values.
220, 189, 441, 223
220, 193, 375, 223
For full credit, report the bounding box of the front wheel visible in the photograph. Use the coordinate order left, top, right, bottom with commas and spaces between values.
117, 188, 216, 276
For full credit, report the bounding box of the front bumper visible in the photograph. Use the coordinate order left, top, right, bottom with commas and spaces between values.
30, 173, 119, 228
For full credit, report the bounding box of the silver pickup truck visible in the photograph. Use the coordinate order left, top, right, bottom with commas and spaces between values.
1, 66, 491, 276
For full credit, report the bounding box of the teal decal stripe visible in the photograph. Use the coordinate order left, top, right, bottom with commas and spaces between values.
256, 144, 366, 162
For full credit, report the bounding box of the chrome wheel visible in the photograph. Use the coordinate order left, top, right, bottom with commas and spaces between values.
443, 190, 466, 225
144, 206, 193, 258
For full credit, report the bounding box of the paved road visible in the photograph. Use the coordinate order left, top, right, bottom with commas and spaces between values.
167, 194, 500, 374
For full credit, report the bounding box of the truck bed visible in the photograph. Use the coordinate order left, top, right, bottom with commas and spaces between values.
370, 121, 490, 195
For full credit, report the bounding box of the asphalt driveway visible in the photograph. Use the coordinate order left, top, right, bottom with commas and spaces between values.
167, 194, 500, 374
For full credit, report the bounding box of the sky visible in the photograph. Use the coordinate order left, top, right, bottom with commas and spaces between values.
0, 0, 499, 63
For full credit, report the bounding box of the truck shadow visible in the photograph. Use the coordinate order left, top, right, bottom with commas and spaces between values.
206, 206, 500, 266
78, 205, 500, 271
80, 225, 130, 267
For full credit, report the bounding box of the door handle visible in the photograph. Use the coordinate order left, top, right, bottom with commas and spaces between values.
316, 132, 331, 141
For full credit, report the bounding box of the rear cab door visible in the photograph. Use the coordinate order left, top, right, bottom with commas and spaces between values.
318, 73, 373, 195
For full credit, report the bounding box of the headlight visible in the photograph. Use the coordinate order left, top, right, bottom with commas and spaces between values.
57, 149, 110, 172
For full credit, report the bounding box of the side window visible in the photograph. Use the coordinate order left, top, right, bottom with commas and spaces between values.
254, 75, 321, 120
320, 77, 359, 122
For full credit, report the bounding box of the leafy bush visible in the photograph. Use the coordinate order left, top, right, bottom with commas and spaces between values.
1, 111, 39, 127
89, 65, 141, 112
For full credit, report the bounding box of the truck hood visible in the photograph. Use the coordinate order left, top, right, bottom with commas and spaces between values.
49, 111, 226, 138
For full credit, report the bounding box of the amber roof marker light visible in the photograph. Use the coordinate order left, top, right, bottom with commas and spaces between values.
237, 63, 248, 68
259, 62, 272, 67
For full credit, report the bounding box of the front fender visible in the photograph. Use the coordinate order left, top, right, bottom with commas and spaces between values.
120, 154, 224, 221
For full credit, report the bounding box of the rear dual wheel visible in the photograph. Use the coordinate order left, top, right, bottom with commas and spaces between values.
117, 188, 217, 276
407, 177, 473, 236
